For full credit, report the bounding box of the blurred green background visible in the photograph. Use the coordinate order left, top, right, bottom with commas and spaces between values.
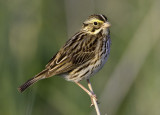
0, 0, 160, 115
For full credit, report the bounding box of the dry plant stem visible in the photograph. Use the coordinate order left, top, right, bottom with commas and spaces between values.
87, 79, 101, 115
75, 81, 101, 115
75, 82, 95, 98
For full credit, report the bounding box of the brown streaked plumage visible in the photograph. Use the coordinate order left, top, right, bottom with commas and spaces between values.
18, 14, 111, 99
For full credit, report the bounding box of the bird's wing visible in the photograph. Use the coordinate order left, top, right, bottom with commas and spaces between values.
45, 33, 99, 76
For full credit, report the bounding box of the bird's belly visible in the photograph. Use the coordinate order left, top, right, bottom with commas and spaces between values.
90, 52, 109, 77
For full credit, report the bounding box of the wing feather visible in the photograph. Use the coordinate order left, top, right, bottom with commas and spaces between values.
45, 32, 99, 76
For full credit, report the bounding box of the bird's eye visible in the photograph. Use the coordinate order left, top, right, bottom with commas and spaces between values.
93, 22, 98, 25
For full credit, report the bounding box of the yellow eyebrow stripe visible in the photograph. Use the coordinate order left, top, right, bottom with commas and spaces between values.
90, 19, 103, 23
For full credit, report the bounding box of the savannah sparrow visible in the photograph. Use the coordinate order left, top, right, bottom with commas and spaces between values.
18, 14, 111, 103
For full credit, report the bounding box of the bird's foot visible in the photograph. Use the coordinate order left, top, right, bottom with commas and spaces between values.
90, 93, 99, 107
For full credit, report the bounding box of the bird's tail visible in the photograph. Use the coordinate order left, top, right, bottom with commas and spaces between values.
18, 69, 49, 93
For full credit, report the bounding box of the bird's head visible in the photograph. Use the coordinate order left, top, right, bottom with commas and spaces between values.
81, 14, 111, 35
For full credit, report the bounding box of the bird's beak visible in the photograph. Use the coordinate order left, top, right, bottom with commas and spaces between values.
103, 22, 111, 28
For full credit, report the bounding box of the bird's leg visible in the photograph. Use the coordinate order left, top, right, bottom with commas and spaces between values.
87, 79, 94, 93
75, 82, 97, 102
87, 79, 98, 106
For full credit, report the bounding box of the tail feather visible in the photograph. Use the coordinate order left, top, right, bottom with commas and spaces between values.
18, 69, 48, 93
18, 77, 38, 93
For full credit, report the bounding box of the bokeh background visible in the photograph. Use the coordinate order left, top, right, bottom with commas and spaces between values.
0, 0, 160, 115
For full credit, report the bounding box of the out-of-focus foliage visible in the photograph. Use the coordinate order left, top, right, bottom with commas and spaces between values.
0, 0, 160, 115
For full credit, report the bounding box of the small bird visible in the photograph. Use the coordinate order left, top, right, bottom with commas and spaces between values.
18, 14, 111, 102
